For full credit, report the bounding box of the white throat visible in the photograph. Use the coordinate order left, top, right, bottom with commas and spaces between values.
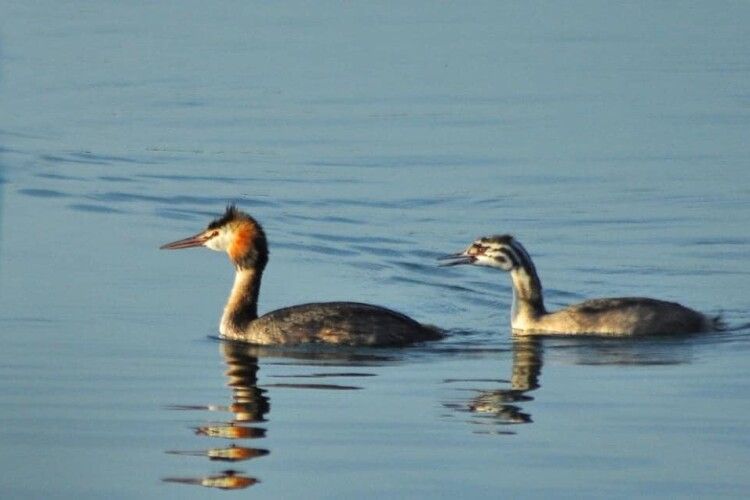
205, 230, 233, 252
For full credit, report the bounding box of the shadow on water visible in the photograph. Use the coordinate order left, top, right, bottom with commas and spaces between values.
163, 340, 393, 490
543, 333, 698, 367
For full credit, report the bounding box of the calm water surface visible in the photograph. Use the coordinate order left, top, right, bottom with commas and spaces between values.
1, 2, 749, 498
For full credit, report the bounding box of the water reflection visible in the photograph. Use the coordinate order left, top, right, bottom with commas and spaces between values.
164, 342, 269, 490
550, 335, 694, 366
468, 338, 541, 426
166, 445, 269, 462
444, 339, 542, 433
164, 341, 389, 490
163, 470, 259, 490
447, 335, 695, 434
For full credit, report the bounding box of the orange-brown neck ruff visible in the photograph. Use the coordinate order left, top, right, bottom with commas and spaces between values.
228, 223, 257, 266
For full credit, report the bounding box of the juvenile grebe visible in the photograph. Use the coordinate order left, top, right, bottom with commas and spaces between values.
161, 206, 442, 346
441, 235, 721, 336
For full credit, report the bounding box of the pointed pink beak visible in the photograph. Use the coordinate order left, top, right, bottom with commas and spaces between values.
438, 252, 476, 266
160, 232, 208, 250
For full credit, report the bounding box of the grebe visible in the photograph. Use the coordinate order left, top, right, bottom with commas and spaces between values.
441, 235, 721, 336
160, 206, 442, 346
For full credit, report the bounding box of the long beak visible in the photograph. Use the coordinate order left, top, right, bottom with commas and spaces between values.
438, 252, 476, 267
160, 231, 208, 250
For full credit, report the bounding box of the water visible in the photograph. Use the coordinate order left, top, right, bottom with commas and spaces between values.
1, 1, 750, 498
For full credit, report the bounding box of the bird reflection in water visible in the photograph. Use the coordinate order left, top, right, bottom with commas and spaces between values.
444, 338, 542, 433
163, 470, 259, 490
164, 342, 269, 490
164, 341, 389, 490
446, 334, 696, 434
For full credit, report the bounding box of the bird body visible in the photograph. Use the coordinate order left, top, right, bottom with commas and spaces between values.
222, 301, 437, 346
442, 235, 720, 336
511, 297, 712, 336
161, 206, 441, 346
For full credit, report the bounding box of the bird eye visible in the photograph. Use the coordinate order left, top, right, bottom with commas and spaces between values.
210, 231, 219, 238
468, 244, 484, 256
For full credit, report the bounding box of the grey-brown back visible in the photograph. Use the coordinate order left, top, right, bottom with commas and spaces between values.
537, 297, 714, 336
225, 302, 443, 346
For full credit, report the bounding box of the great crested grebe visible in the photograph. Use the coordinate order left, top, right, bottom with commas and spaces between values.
160, 206, 442, 346
441, 235, 722, 336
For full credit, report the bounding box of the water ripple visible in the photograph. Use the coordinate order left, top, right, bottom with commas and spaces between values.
18, 188, 70, 198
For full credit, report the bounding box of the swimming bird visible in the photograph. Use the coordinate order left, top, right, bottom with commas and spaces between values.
161, 205, 442, 346
440, 235, 721, 336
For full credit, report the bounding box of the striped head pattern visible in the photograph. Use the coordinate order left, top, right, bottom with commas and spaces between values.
441, 234, 537, 274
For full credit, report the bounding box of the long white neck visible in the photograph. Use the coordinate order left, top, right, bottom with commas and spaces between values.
220, 267, 261, 336
509, 265, 546, 327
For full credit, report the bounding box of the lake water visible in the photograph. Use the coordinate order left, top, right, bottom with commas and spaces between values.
1, 2, 749, 498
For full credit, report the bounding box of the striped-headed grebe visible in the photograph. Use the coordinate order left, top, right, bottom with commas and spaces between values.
441, 235, 721, 336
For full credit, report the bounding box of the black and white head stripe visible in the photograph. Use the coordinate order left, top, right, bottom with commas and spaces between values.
481, 235, 538, 274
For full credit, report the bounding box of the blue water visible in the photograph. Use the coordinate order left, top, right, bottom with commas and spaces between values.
1, 2, 749, 498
